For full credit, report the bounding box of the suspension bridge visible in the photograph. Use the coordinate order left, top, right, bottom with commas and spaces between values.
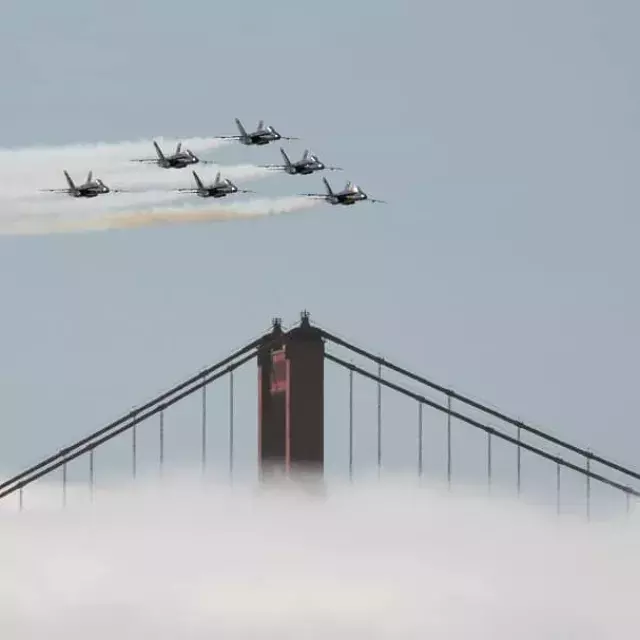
1, 311, 638, 519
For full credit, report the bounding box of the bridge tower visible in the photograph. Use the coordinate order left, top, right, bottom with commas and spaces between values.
257, 311, 324, 478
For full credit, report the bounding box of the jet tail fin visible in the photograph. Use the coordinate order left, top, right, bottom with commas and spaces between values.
280, 147, 292, 168
323, 177, 334, 196
214, 171, 221, 185
63, 170, 76, 191
235, 118, 248, 138
86, 170, 93, 184
192, 171, 205, 190
153, 141, 166, 161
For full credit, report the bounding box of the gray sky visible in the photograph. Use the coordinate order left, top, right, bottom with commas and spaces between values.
0, 1, 638, 509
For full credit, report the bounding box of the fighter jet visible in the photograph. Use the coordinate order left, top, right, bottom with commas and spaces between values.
39, 170, 124, 198
214, 119, 299, 146
175, 170, 255, 198
260, 148, 342, 175
300, 177, 385, 206
132, 141, 201, 168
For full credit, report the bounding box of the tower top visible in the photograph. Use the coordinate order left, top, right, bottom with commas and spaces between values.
287, 310, 322, 343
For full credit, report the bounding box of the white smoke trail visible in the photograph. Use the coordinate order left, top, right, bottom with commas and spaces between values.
30, 161, 279, 197
0, 136, 261, 199
114, 163, 279, 193
0, 136, 310, 230
0, 474, 638, 639
0, 136, 231, 170
0, 196, 322, 236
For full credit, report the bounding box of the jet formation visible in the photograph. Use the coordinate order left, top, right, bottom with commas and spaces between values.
39, 118, 385, 207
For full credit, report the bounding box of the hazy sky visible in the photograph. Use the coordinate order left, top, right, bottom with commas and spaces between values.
0, 1, 638, 507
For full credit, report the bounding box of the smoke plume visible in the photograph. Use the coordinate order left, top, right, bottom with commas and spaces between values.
0, 136, 313, 234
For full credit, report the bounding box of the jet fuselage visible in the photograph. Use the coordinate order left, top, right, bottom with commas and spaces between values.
197, 181, 238, 198
289, 161, 325, 175
327, 190, 367, 205
160, 155, 199, 168
72, 182, 110, 198
74, 190, 101, 198
244, 134, 278, 145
